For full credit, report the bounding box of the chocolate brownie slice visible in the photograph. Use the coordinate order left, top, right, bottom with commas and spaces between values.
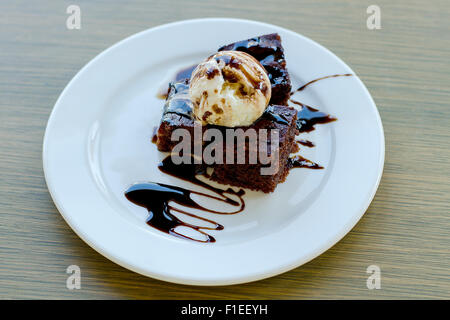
218, 33, 292, 105
209, 104, 298, 193
155, 80, 298, 193
155, 79, 194, 152
154, 33, 296, 192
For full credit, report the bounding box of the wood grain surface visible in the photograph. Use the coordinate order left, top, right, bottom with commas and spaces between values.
1, 0, 449, 299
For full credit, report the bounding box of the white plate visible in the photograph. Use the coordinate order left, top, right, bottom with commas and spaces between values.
43, 18, 384, 285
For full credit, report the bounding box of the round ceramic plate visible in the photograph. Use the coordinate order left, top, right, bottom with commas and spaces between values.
43, 18, 384, 285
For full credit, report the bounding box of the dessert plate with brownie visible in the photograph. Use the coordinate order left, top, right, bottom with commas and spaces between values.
43, 18, 384, 285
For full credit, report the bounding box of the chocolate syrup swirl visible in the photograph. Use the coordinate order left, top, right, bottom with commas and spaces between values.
288, 73, 352, 132
293, 73, 353, 92
125, 156, 245, 243
285, 74, 353, 169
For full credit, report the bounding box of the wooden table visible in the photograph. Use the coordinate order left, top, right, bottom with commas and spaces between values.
1, 0, 449, 299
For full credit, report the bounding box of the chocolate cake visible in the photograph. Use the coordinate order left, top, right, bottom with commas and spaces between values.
209, 104, 298, 193
155, 33, 298, 193
156, 79, 194, 152
155, 79, 298, 193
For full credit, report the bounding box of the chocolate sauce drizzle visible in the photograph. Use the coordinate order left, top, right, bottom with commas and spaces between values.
288, 74, 353, 133
286, 74, 352, 169
293, 73, 353, 93
297, 139, 315, 148
290, 99, 337, 133
288, 155, 323, 169
151, 126, 158, 144
125, 156, 245, 243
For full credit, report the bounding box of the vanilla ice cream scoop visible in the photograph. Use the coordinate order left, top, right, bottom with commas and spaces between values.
189, 51, 271, 127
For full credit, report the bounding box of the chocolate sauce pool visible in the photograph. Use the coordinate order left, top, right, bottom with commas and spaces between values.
125, 156, 245, 243
290, 100, 337, 133
128, 71, 352, 242
125, 182, 223, 243
297, 139, 315, 148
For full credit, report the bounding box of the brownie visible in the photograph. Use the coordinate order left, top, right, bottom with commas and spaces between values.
209, 105, 298, 193
218, 33, 292, 105
155, 80, 298, 193
155, 33, 297, 192
156, 79, 194, 152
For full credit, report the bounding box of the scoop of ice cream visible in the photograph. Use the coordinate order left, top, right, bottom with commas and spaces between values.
189, 51, 271, 127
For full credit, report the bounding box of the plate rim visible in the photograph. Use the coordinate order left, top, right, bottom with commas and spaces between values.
43, 17, 385, 286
